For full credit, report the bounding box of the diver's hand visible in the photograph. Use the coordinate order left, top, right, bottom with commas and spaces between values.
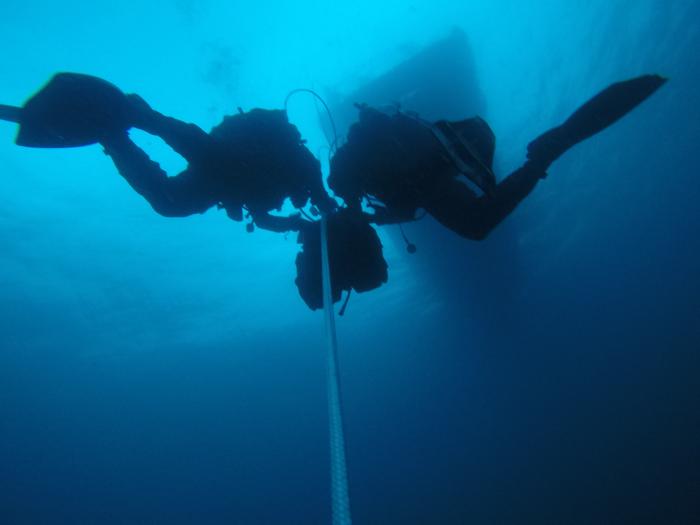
314, 194, 339, 215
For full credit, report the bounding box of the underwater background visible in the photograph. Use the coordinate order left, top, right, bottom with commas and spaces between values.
1, 0, 698, 523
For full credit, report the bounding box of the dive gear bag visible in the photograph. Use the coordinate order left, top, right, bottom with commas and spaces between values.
295, 209, 388, 310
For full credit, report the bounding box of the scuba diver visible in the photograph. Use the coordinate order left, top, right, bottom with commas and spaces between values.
0, 73, 384, 310
105, 94, 338, 232
110, 98, 388, 309
0, 73, 335, 233
328, 74, 667, 241
0, 73, 666, 311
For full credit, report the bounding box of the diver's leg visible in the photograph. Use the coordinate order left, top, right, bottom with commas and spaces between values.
527, 74, 666, 170
101, 132, 215, 217
423, 163, 543, 240
126, 95, 213, 164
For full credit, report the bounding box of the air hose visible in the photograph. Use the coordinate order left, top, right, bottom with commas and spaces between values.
320, 214, 353, 525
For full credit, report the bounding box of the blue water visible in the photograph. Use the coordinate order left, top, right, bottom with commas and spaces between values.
1, 1, 698, 523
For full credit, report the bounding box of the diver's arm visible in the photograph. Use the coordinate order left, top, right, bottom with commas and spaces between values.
423, 162, 544, 240
290, 144, 337, 214
251, 211, 308, 233
126, 94, 213, 164
102, 132, 217, 217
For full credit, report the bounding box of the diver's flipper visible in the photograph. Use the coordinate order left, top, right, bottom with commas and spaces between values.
9, 72, 130, 148
0, 104, 22, 124
527, 74, 667, 170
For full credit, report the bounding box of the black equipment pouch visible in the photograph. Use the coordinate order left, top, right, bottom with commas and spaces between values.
294, 209, 388, 310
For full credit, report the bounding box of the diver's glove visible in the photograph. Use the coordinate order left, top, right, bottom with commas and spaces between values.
313, 194, 339, 216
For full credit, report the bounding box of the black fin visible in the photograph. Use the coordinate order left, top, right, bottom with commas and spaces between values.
527, 74, 667, 169
15, 72, 129, 148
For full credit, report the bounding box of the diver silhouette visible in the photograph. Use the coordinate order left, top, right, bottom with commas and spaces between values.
0, 72, 666, 311
106, 94, 339, 232
328, 75, 667, 241
0, 73, 384, 310
0, 73, 335, 233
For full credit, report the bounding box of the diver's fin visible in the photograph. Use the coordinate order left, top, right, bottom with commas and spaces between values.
0, 104, 22, 124
12, 73, 130, 148
527, 74, 667, 170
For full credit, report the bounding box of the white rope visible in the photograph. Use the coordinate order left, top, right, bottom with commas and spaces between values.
320, 214, 352, 525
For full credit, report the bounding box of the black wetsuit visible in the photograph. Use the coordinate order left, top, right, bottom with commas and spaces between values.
328, 107, 545, 240
102, 103, 331, 232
